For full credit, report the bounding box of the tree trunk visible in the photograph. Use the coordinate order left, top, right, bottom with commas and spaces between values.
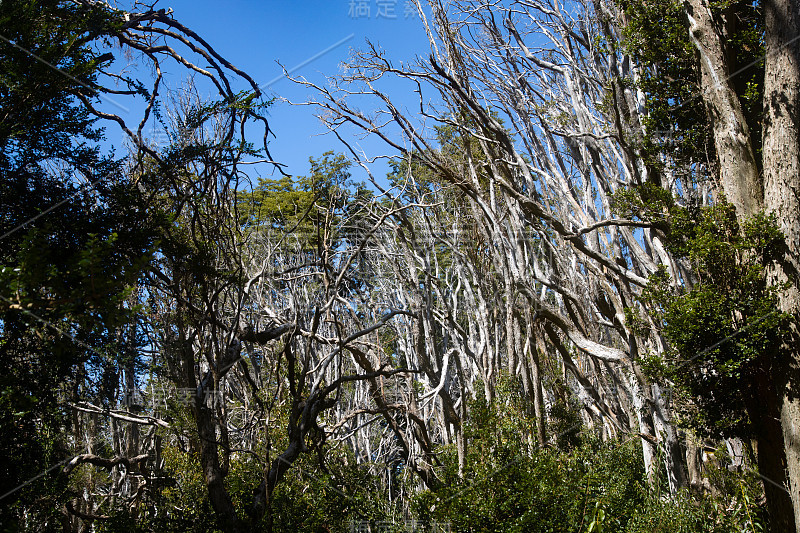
628, 369, 659, 486
685, 0, 800, 527
684, 0, 762, 217
749, 367, 795, 532
530, 333, 547, 448
763, 0, 800, 528
195, 401, 242, 533
179, 324, 241, 533
651, 384, 689, 493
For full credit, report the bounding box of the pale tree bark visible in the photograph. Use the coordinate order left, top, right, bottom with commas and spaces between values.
290, 0, 695, 491
684, 0, 762, 216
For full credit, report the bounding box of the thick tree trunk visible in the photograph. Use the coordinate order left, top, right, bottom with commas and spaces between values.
178, 324, 241, 533
684, 0, 762, 217
685, 440, 713, 494
685, 0, 799, 528
749, 368, 795, 532
763, 0, 800, 528
627, 369, 659, 486
759, 399, 798, 532
194, 401, 242, 533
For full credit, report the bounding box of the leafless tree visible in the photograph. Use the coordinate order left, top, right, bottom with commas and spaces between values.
289, 0, 705, 494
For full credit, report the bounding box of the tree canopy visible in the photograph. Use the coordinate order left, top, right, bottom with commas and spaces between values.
2, 0, 798, 532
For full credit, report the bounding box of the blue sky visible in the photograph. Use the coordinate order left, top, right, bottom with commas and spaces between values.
144, 0, 433, 185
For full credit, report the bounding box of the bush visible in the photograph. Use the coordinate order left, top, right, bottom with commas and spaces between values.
412, 391, 761, 532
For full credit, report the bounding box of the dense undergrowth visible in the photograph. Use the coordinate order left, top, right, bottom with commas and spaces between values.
81, 386, 766, 533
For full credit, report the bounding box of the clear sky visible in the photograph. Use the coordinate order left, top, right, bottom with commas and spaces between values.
147, 0, 433, 185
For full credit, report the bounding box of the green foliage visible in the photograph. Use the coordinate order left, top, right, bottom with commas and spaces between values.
611, 182, 676, 222
93, 446, 221, 533
413, 379, 625, 531
617, 0, 709, 172
238, 151, 364, 252
548, 394, 584, 450
240, 175, 314, 232
0, 0, 118, 168
269, 451, 387, 533
625, 492, 739, 533
623, 453, 766, 533
412, 385, 749, 532
617, 0, 764, 180
92, 443, 391, 533
0, 1, 784, 530
633, 199, 791, 437
412, 384, 760, 532
0, 1, 165, 527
